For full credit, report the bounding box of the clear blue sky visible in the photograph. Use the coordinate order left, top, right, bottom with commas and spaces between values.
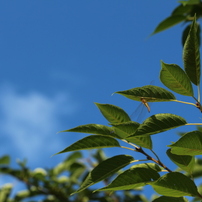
0, 0, 200, 198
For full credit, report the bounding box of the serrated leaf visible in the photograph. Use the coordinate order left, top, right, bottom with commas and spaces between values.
95, 165, 160, 192
160, 61, 193, 96
59, 124, 119, 138
130, 114, 187, 137
55, 135, 120, 155
169, 130, 202, 156
152, 196, 189, 202
72, 155, 134, 194
112, 121, 152, 149
115, 85, 175, 102
152, 15, 186, 35
149, 172, 199, 197
183, 15, 200, 85
166, 149, 195, 173
95, 103, 131, 124
182, 23, 201, 47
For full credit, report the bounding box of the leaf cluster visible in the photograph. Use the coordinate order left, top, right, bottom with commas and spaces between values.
54, 13, 202, 202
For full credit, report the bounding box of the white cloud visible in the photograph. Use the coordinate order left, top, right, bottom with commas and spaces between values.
0, 84, 78, 166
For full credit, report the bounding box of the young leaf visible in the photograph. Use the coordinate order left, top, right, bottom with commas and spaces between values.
95, 103, 131, 124
160, 61, 193, 96
115, 85, 176, 102
183, 15, 200, 86
130, 114, 187, 137
149, 172, 199, 197
72, 155, 134, 194
59, 124, 119, 139
95, 165, 160, 192
152, 196, 189, 202
152, 15, 186, 35
166, 149, 195, 173
169, 130, 202, 156
55, 135, 121, 155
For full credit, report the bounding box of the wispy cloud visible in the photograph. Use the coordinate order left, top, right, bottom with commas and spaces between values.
0, 83, 78, 166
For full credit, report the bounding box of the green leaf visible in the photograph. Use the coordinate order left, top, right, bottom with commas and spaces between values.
152, 196, 189, 202
126, 135, 152, 149
152, 15, 186, 35
95, 164, 160, 192
112, 121, 153, 149
95, 103, 131, 124
149, 172, 199, 197
166, 149, 195, 173
112, 121, 140, 138
55, 135, 121, 154
59, 124, 119, 138
0, 155, 10, 165
179, 0, 200, 6
169, 130, 202, 156
115, 85, 175, 102
72, 155, 134, 194
182, 23, 201, 47
183, 15, 200, 85
130, 114, 187, 137
0, 184, 13, 202
160, 61, 193, 96
172, 4, 193, 15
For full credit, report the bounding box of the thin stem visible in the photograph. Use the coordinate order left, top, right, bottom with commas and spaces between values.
198, 85, 201, 103
121, 140, 172, 172
120, 146, 136, 151
136, 147, 172, 173
171, 100, 196, 106
186, 123, 202, 126
150, 149, 161, 162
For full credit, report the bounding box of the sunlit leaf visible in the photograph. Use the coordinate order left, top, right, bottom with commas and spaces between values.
115, 85, 175, 102
166, 149, 195, 173
95, 103, 131, 124
55, 135, 121, 154
183, 15, 200, 85
182, 23, 201, 47
59, 124, 119, 138
179, 0, 200, 5
95, 165, 160, 192
130, 114, 187, 137
72, 155, 134, 194
169, 130, 202, 156
149, 172, 199, 197
152, 15, 186, 35
160, 61, 193, 96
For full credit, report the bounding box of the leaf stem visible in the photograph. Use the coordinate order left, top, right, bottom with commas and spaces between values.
186, 123, 202, 126
135, 147, 172, 172
171, 100, 196, 106
198, 85, 200, 103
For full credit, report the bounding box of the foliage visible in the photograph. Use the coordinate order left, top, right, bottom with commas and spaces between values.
1, 1, 202, 202
0, 152, 150, 202
54, 9, 202, 202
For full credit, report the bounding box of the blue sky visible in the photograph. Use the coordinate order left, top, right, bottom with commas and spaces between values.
0, 0, 201, 198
